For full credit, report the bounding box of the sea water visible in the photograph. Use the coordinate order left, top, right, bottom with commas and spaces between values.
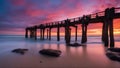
0, 35, 120, 68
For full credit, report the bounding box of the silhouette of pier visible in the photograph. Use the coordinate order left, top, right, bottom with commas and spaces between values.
25, 7, 120, 47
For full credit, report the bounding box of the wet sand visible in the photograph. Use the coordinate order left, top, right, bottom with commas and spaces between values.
0, 36, 120, 68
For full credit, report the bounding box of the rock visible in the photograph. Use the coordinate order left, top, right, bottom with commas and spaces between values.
106, 48, 120, 62
12, 48, 28, 55
39, 49, 61, 57
106, 52, 120, 61
40, 61, 42, 63
67, 43, 84, 47
108, 48, 120, 52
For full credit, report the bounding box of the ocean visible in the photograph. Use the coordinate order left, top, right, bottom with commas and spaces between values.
0, 35, 120, 68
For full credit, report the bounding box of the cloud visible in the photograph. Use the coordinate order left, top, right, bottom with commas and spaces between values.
10, 0, 26, 6
0, 0, 120, 35
91, 0, 120, 13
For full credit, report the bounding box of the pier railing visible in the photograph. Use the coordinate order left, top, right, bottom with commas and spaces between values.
26, 7, 120, 47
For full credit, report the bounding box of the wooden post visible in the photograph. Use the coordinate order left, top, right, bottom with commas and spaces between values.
102, 22, 105, 42
81, 25, 88, 43
69, 28, 71, 43
84, 25, 87, 42
109, 7, 115, 48
81, 25, 84, 43
104, 20, 109, 47
47, 29, 49, 39
30, 30, 31, 38
43, 29, 45, 40
81, 15, 86, 43
30, 30, 33, 38
103, 7, 115, 47
81, 24, 85, 43
57, 26, 60, 41
109, 20, 114, 47
32, 30, 34, 38
75, 26, 77, 42
65, 26, 70, 45
34, 29, 37, 40
49, 28, 51, 40
103, 8, 109, 47
25, 28, 28, 38
65, 19, 71, 45
40, 29, 42, 40
84, 15, 90, 43
64, 28, 66, 41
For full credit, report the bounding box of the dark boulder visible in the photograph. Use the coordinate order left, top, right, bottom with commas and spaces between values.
12, 48, 28, 55
67, 43, 84, 47
107, 48, 120, 52
106, 48, 120, 62
39, 49, 61, 57
106, 52, 120, 61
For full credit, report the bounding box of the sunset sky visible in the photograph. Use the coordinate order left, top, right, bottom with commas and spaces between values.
0, 0, 120, 36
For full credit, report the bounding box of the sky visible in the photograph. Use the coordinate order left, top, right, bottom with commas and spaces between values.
0, 0, 120, 36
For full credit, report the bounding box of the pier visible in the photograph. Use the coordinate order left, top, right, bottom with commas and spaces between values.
25, 7, 120, 47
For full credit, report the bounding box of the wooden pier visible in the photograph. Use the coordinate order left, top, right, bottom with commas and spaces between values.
25, 7, 120, 47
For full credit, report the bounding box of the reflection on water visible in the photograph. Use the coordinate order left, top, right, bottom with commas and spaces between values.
0, 36, 120, 68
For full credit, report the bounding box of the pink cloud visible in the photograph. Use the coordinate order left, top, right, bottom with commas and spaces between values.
1, 0, 120, 35
11, 0, 26, 6
26, 9, 45, 17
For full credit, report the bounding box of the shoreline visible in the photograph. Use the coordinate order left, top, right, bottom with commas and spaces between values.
0, 36, 120, 68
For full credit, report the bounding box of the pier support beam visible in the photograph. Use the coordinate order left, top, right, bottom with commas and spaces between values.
103, 19, 114, 47
42, 29, 45, 40
65, 26, 71, 45
57, 26, 60, 41
69, 28, 71, 42
81, 25, 85, 43
81, 25, 84, 43
103, 7, 115, 47
85, 25, 88, 43
104, 20, 109, 47
81, 15, 89, 44
109, 19, 114, 47
75, 26, 78, 42
40, 29, 42, 40
33, 26, 37, 40
109, 7, 115, 48
65, 19, 71, 45
30, 30, 34, 38
47, 29, 49, 39
102, 22, 105, 42
81, 24, 88, 43
49, 28, 51, 40
30, 30, 32, 38
25, 28, 28, 38
34, 28, 37, 40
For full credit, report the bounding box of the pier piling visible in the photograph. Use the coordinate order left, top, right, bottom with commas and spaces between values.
57, 25, 60, 41
25, 28, 28, 38
47, 29, 49, 39
49, 28, 51, 41
75, 26, 77, 42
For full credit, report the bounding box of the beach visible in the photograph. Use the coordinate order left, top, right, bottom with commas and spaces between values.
0, 35, 120, 68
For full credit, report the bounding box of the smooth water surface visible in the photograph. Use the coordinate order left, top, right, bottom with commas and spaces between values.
0, 35, 120, 68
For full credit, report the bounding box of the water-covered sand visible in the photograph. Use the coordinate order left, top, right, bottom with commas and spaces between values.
0, 35, 120, 68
